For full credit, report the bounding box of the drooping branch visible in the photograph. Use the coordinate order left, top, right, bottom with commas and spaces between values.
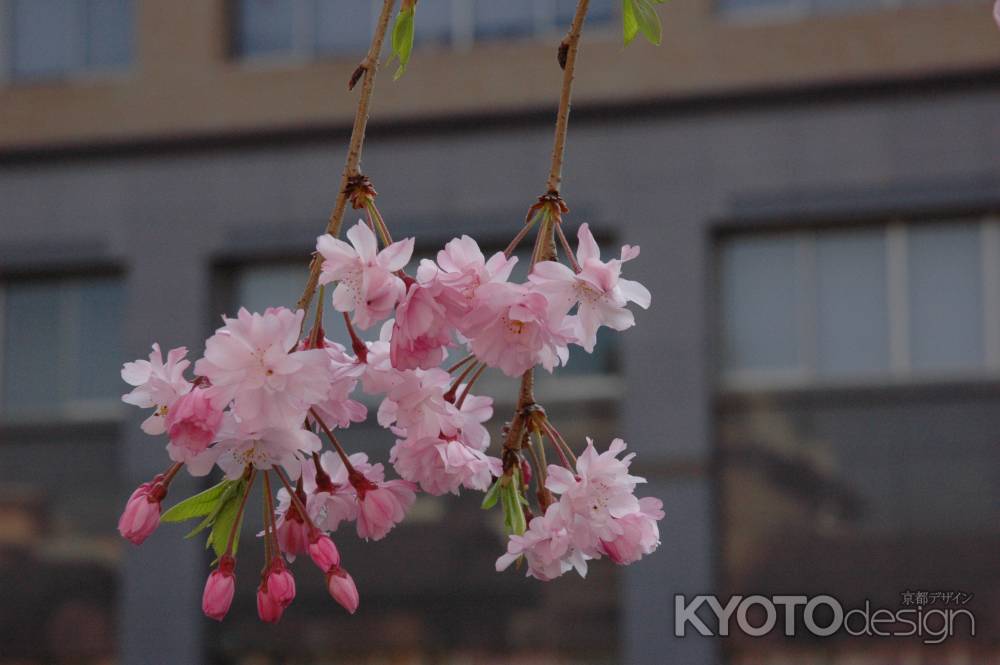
546, 0, 590, 195
503, 0, 590, 469
297, 0, 397, 315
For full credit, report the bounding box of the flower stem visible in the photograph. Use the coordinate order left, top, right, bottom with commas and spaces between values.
224, 467, 257, 557
455, 363, 488, 409
446, 354, 476, 374
555, 221, 581, 273
261, 471, 275, 563
296, 0, 397, 317
541, 418, 577, 467
309, 408, 357, 475
272, 465, 321, 537
444, 361, 480, 402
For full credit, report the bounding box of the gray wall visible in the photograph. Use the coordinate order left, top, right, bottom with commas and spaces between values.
2, 80, 999, 664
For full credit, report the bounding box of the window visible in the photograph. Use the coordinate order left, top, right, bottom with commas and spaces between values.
1, 274, 125, 420
0, 273, 125, 662
6, 0, 133, 81
716, 217, 1000, 664
718, 0, 977, 20
719, 219, 998, 388
233, 0, 617, 60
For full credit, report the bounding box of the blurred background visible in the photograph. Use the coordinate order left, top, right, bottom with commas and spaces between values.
1, 1, 1000, 664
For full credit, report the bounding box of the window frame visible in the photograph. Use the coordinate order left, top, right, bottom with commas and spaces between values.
0, 0, 135, 86
0, 270, 127, 426
717, 215, 1000, 393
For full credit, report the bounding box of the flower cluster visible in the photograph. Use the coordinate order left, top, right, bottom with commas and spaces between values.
495, 439, 664, 580
118, 214, 658, 623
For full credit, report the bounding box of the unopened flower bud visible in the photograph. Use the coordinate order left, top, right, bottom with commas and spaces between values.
117, 482, 163, 545
257, 559, 296, 623
308, 532, 340, 572
202, 556, 236, 621
326, 566, 359, 615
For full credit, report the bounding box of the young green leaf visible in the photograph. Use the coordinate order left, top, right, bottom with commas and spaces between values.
160, 480, 235, 523
633, 0, 663, 46
481, 477, 502, 510
184, 480, 243, 538
622, 0, 665, 46
390, 5, 416, 81
500, 468, 527, 536
206, 479, 248, 558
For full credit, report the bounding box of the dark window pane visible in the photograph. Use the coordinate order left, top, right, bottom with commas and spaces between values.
473, 0, 535, 40
557, 0, 615, 24
720, 235, 801, 373
85, 0, 133, 69
76, 278, 125, 401
414, 0, 453, 46
3, 281, 63, 412
815, 229, 889, 376
908, 223, 983, 371
315, 0, 372, 54
11, 0, 81, 79
235, 0, 296, 56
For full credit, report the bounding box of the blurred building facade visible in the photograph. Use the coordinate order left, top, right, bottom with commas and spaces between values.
1, 1, 1000, 664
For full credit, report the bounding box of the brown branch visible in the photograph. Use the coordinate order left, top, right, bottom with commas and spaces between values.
546, 0, 590, 195
296, 0, 397, 315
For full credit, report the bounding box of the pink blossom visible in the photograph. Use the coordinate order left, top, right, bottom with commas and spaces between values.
600, 497, 664, 565
462, 282, 573, 377
291, 450, 361, 532
309, 340, 367, 429
202, 556, 236, 621
308, 533, 341, 572
390, 434, 500, 496
195, 308, 331, 431
276, 505, 310, 559
546, 438, 646, 549
165, 388, 223, 462
495, 506, 590, 581
207, 417, 321, 480
316, 221, 413, 329
121, 343, 192, 435
995, 0, 1000, 29
358, 322, 402, 395
352, 469, 417, 541
529, 223, 651, 352
420, 235, 517, 326
257, 559, 295, 623
117, 481, 163, 545
376, 368, 454, 440
326, 566, 360, 614
390, 281, 454, 370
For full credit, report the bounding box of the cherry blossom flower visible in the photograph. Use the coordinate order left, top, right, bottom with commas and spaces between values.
308, 339, 367, 429
995, 0, 1000, 29
118, 481, 164, 545
390, 433, 500, 496
207, 418, 321, 480
202, 556, 236, 621
390, 281, 454, 370
462, 282, 574, 376
195, 308, 332, 431
545, 438, 645, 547
529, 223, 650, 352
326, 566, 360, 614
376, 368, 454, 439
316, 221, 414, 329
354, 476, 417, 541
257, 559, 296, 623
358, 321, 402, 395
495, 506, 590, 581
276, 503, 310, 559
418, 235, 517, 326
599, 497, 664, 565
165, 388, 223, 462
121, 343, 192, 435
288, 450, 361, 532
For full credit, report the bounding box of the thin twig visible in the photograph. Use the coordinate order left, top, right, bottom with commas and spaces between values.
546, 0, 590, 194
455, 363, 488, 409
224, 468, 257, 556
309, 408, 357, 473
296, 0, 397, 316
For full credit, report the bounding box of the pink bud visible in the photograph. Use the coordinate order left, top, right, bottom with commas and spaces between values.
117, 482, 162, 545
166, 387, 223, 454
202, 556, 236, 621
257, 560, 296, 623
308, 533, 340, 572
520, 458, 532, 487
277, 515, 309, 557
326, 566, 359, 614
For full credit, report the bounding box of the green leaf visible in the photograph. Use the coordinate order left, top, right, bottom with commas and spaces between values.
184, 480, 243, 538
390, 6, 415, 81
500, 469, 527, 536
481, 477, 502, 510
207, 482, 246, 559
622, 0, 664, 46
634, 0, 663, 46
161, 480, 235, 523
621, 0, 639, 46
